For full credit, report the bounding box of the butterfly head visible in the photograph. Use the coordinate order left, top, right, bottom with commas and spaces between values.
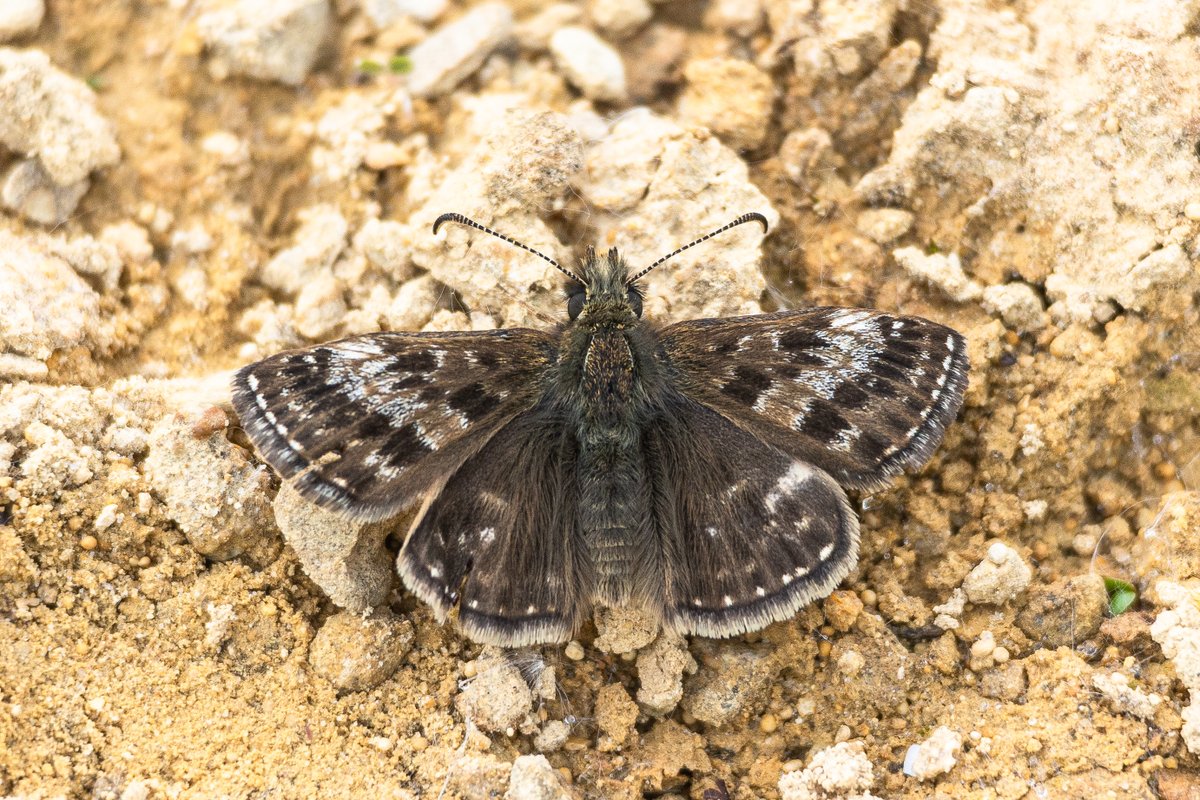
566, 246, 643, 324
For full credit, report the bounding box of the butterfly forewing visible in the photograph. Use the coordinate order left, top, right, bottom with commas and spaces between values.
644, 394, 858, 637
231, 329, 557, 521
660, 307, 969, 490
398, 409, 589, 647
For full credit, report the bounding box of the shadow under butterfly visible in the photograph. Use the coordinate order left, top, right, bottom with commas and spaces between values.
232, 212, 969, 647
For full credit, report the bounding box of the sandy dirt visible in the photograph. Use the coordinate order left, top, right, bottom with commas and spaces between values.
2, 1, 1200, 798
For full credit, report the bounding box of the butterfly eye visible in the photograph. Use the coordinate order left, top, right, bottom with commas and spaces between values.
627, 288, 643, 318
567, 290, 586, 320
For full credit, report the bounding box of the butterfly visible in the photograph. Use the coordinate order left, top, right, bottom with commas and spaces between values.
231, 212, 969, 647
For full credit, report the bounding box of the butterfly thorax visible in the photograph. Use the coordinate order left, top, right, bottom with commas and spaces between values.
557, 248, 661, 424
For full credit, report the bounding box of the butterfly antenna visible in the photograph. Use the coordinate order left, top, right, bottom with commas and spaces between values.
626, 212, 770, 285
433, 212, 585, 284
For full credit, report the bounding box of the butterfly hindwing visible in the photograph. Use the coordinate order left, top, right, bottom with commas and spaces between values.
231, 329, 557, 521
660, 307, 969, 490
644, 393, 858, 638
398, 409, 589, 647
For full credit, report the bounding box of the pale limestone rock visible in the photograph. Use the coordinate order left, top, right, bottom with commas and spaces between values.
309, 608, 414, 691
0, 0, 43, 41
961, 542, 1031, 605
550, 27, 626, 102
407, 3, 513, 98
0, 48, 120, 185
902, 726, 962, 780
198, 0, 331, 85
893, 247, 983, 303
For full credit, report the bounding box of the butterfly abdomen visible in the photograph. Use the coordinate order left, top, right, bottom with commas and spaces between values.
577, 426, 646, 606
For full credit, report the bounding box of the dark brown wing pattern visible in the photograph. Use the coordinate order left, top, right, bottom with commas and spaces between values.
659, 307, 969, 490
644, 393, 859, 638
231, 329, 557, 522
398, 408, 589, 647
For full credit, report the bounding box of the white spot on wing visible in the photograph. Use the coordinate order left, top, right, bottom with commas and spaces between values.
819, 543, 835, 561
479, 527, 496, 544
246, 373, 259, 391
829, 310, 872, 329
765, 462, 813, 513
832, 424, 860, 452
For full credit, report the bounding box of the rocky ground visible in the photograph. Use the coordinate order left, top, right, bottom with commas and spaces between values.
1, 0, 1199, 798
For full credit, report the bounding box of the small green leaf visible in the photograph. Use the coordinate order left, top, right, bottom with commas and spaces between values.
925, 240, 941, 255
357, 59, 383, 75
388, 54, 412, 74
85, 74, 105, 92
1103, 576, 1137, 615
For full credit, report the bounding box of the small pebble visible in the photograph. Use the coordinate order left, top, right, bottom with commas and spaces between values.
1184, 202, 1200, 221
80, 534, 98, 551
1, 158, 89, 225
992, 646, 1010, 664
406, 3, 514, 98
823, 590, 864, 632
1072, 531, 1098, 556
363, 141, 408, 170
198, 0, 332, 85
308, 608, 414, 691
970, 632, 995, 659
564, 640, 585, 660
588, 0, 651, 37
93, 504, 119, 531
550, 26, 626, 102
191, 406, 229, 438
0, 0, 44, 40
834, 724, 852, 743
759, 713, 779, 733
363, 0, 447, 27
837, 649, 865, 676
